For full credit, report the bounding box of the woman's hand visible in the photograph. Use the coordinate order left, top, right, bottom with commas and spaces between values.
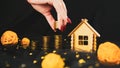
27, 0, 71, 32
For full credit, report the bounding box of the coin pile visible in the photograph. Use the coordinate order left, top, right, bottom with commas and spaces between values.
42, 36, 51, 51
54, 35, 62, 49
42, 35, 63, 50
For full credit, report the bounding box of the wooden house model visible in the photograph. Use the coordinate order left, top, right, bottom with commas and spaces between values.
68, 19, 100, 52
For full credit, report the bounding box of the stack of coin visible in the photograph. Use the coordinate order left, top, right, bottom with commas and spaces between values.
54, 35, 62, 49
42, 36, 51, 51
31, 40, 37, 51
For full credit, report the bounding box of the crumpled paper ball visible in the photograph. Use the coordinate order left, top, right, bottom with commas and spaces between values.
41, 53, 65, 68
21, 37, 30, 49
97, 42, 120, 66
1, 30, 19, 46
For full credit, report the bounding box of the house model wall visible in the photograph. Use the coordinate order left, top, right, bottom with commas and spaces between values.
68, 19, 100, 53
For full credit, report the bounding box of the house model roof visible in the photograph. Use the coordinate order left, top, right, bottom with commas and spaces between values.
68, 19, 100, 37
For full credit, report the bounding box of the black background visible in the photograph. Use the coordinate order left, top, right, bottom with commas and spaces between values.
0, 0, 120, 68
0, 0, 120, 43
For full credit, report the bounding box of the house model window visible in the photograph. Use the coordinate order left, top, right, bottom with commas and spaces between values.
78, 35, 88, 45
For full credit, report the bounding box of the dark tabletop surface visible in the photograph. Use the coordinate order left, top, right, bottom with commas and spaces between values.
0, 42, 120, 68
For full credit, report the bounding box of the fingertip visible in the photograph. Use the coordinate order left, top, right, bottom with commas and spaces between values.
60, 25, 66, 32
67, 18, 72, 24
